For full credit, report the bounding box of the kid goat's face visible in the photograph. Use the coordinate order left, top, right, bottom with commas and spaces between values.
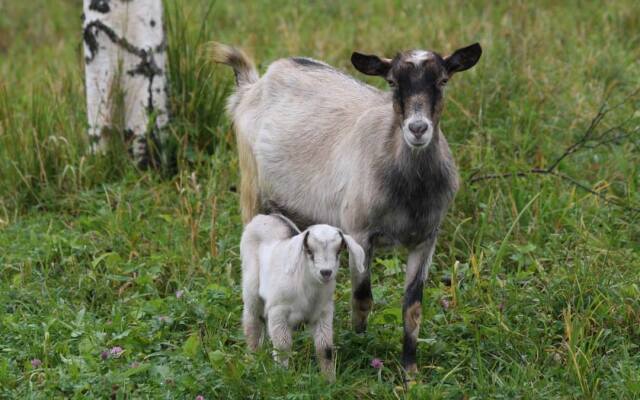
303, 226, 346, 284
351, 43, 482, 149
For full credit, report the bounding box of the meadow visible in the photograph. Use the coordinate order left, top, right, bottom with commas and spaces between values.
1, 0, 639, 398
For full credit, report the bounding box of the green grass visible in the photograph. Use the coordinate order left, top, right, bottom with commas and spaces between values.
1, 0, 639, 398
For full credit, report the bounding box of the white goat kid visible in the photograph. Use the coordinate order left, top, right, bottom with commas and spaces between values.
240, 214, 365, 379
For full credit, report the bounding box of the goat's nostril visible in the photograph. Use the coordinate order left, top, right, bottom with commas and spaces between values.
408, 121, 429, 137
320, 270, 332, 278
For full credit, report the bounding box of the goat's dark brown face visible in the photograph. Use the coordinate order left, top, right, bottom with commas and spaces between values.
351, 43, 482, 149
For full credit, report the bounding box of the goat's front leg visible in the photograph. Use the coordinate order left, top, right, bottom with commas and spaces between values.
350, 235, 373, 333
267, 307, 292, 367
311, 304, 335, 381
402, 236, 437, 375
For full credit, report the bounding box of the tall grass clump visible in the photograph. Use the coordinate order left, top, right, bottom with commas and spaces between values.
164, 0, 232, 171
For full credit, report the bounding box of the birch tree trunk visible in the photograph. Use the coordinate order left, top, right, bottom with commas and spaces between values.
83, 0, 169, 168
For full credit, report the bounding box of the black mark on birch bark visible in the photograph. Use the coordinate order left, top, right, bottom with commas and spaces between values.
89, 0, 111, 13
127, 54, 162, 78
83, 20, 147, 62
83, 27, 100, 63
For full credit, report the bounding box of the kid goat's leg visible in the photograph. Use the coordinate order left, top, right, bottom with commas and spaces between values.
242, 297, 264, 351
312, 305, 335, 381
267, 308, 292, 367
242, 247, 264, 350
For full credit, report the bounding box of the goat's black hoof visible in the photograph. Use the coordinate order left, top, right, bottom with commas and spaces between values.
401, 364, 419, 390
352, 320, 368, 334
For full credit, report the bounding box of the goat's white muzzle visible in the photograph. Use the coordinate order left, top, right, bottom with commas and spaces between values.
402, 115, 433, 149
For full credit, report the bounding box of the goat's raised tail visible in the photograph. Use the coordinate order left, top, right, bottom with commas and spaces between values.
210, 42, 260, 223
209, 42, 258, 86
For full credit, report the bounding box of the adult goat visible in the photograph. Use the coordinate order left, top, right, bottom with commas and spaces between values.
213, 42, 482, 374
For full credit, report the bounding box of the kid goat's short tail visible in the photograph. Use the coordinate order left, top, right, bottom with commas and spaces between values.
209, 42, 259, 87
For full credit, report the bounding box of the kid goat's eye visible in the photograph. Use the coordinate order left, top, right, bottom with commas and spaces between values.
387, 80, 396, 87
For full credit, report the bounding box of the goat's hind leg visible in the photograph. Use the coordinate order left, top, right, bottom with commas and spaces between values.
241, 238, 264, 350
237, 133, 260, 224
242, 295, 264, 351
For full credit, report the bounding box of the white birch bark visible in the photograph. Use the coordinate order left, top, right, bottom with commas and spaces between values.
83, 0, 169, 168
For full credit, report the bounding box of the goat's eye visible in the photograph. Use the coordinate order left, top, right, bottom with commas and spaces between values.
387, 79, 397, 87
438, 79, 448, 87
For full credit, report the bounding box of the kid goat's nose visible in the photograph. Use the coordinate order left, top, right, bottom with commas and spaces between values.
320, 270, 332, 278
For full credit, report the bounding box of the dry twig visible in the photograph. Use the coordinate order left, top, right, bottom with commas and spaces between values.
468, 88, 640, 213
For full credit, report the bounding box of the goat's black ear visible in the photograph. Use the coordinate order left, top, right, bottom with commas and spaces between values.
302, 231, 311, 253
351, 52, 392, 77
338, 231, 347, 251
444, 43, 482, 75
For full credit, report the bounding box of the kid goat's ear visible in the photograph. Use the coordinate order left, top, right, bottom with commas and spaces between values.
444, 43, 482, 75
288, 231, 310, 275
340, 233, 365, 273
351, 52, 392, 77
